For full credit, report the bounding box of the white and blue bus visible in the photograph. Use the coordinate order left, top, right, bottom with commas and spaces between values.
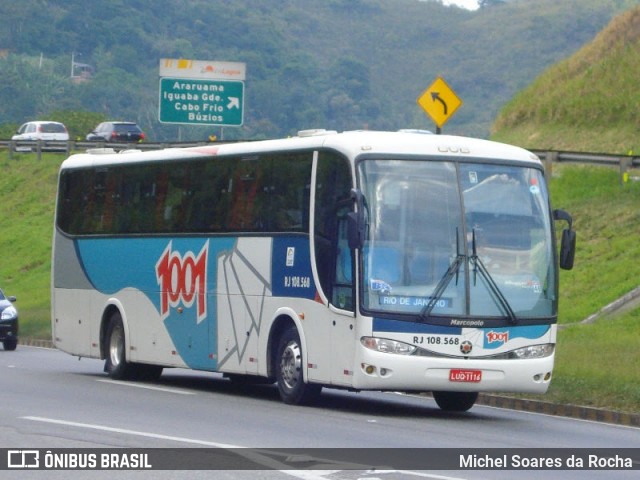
52, 129, 575, 411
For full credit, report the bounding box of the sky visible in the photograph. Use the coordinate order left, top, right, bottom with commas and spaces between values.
442, 0, 480, 9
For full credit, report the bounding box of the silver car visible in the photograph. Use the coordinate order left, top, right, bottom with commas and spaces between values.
12, 121, 69, 152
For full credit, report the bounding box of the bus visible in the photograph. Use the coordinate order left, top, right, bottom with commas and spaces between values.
52, 129, 575, 412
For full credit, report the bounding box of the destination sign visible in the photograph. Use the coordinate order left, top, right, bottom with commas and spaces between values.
379, 295, 452, 309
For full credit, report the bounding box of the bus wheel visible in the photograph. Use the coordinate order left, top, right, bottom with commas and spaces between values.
432, 391, 478, 412
104, 312, 137, 380
135, 364, 163, 381
276, 327, 321, 405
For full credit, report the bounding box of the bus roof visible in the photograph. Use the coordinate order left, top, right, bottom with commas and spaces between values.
60, 130, 541, 169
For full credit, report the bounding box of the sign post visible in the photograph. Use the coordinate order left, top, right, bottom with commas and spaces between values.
417, 76, 462, 134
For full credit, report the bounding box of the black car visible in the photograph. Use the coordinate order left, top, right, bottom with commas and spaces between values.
86, 122, 146, 143
0, 288, 18, 351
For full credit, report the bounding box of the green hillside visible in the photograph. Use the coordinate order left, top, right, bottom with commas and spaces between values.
0, 154, 57, 333
1, 0, 638, 141
492, 6, 640, 153
490, 7, 640, 412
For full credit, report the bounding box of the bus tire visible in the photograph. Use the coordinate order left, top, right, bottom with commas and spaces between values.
104, 312, 137, 380
276, 327, 321, 405
432, 391, 478, 412
135, 364, 163, 381
225, 374, 272, 385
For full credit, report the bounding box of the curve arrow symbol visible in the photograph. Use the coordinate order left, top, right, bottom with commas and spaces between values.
227, 97, 240, 110
431, 92, 448, 115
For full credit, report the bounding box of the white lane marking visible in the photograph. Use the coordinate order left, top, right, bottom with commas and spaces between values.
21, 416, 336, 480
22, 417, 472, 479
23, 415, 236, 448
96, 379, 196, 395
477, 403, 640, 431
366, 471, 469, 480
401, 392, 640, 431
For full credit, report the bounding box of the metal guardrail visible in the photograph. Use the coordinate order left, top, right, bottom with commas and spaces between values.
0, 139, 213, 159
533, 149, 640, 167
531, 150, 640, 184
1, 140, 639, 180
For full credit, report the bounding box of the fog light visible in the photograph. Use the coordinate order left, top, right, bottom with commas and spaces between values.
544, 372, 552, 381
380, 368, 388, 376
362, 363, 376, 375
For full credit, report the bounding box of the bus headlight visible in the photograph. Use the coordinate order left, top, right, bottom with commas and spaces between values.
509, 344, 554, 359
361, 336, 416, 355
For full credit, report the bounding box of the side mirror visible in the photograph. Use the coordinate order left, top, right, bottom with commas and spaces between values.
559, 228, 576, 270
553, 209, 576, 270
347, 189, 366, 250
347, 212, 362, 250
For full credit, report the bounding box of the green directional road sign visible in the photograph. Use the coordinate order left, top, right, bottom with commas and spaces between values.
159, 77, 244, 126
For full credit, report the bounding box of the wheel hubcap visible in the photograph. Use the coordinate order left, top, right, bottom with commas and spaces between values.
280, 341, 301, 390
109, 324, 124, 368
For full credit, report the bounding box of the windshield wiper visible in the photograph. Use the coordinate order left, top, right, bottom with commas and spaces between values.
471, 229, 517, 324
419, 228, 464, 322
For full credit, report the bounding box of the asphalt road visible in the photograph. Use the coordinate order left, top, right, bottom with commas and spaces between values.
1, 346, 638, 479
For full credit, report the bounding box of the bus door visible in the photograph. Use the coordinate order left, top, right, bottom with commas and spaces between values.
328, 206, 357, 387
312, 152, 356, 387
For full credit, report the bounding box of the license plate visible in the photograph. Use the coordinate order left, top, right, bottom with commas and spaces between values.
449, 369, 482, 383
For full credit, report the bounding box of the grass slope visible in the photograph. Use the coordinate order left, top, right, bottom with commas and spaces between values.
546, 165, 640, 412
488, 7, 640, 411
492, 6, 640, 154
0, 153, 58, 337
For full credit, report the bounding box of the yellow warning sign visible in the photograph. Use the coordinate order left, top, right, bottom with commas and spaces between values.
417, 76, 462, 128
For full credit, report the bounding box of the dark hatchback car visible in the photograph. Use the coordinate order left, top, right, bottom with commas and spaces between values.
86, 122, 145, 143
0, 288, 18, 351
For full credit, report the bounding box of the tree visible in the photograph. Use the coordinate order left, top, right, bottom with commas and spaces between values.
49, 110, 106, 141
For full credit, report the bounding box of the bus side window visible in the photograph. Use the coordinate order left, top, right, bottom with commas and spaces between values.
267, 154, 312, 232
228, 158, 261, 231
137, 174, 158, 233
333, 208, 354, 310
314, 151, 354, 311
335, 215, 352, 285
91, 170, 109, 233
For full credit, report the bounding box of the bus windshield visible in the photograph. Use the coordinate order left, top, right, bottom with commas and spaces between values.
358, 159, 555, 323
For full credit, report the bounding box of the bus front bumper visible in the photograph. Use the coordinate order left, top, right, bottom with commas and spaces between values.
352, 349, 554, 394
